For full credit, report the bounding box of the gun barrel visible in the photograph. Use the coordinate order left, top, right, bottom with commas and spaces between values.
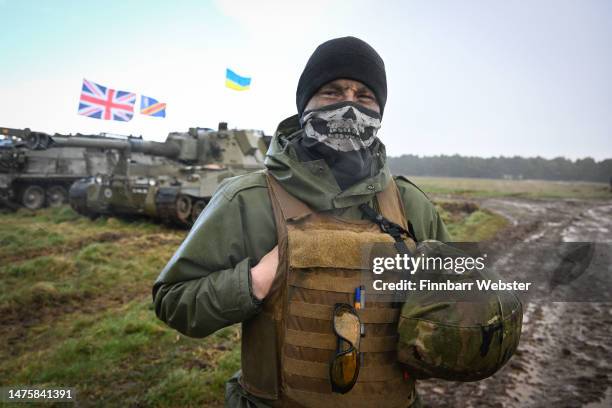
130, 139, 180, 157
49, 135, 131, 150
49, 135, 180, 158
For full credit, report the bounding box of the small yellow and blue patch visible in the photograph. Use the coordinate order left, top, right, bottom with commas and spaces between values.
225, 68, 251, 91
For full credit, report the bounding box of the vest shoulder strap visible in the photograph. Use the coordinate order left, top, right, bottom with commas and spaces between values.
265, 172, 313, 221
266, 172, 411, 231
375, 179, 410, 231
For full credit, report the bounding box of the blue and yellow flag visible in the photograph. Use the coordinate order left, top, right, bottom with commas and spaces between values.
225, 68, 251, 91
140, 95, 166, 118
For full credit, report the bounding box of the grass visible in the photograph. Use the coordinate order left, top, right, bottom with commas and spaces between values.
0, 199, 509, 407
436, 201, 509, 242
406, 176, 610, 199
1, 300, 240, 407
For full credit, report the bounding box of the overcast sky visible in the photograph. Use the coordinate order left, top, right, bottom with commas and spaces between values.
1, 0, 610, 160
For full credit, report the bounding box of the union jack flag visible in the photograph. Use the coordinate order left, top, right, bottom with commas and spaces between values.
78, 79, 136, 121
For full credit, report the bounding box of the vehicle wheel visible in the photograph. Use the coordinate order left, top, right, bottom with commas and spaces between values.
175, 195, 192, 225
22, 185, 45, 210
191, 200, 207, 223
46, 185, 68, 207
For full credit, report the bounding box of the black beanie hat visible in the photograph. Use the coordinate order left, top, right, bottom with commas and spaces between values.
296, 36, 387, 117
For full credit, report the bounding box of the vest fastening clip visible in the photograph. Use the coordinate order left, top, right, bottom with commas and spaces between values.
358, 203, 417, 255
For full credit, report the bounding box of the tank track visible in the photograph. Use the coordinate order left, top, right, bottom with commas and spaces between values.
155, 187, 187, 226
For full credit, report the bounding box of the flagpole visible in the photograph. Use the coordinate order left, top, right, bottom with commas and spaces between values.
224, 68, 252, 130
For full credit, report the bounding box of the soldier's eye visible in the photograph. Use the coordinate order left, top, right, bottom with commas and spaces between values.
321, 90, 340, 97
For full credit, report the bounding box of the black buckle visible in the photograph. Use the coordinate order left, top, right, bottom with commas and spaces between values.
359, 203, 418, 245
379, 219, 391, 233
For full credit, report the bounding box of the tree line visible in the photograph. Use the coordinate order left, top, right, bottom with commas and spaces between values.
388, 154, 612, 183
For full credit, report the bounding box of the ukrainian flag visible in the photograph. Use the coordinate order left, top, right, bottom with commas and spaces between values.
140, 95, 166, 118
225, 68, 251, 91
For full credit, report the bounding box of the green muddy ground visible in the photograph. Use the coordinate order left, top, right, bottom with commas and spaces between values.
0, 197, 507, 407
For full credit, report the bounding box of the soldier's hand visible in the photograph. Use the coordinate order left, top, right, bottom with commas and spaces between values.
250, 245, 279, 300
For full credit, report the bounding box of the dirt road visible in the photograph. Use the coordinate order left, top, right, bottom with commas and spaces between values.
418, 197, 612, 408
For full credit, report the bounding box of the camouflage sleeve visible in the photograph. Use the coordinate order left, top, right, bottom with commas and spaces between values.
152, 172, 277, 338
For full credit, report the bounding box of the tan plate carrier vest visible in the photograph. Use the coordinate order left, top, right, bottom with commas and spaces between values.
240, 174, 417, 408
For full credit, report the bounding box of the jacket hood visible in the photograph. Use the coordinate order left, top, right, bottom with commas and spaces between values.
264, 114, 392, 211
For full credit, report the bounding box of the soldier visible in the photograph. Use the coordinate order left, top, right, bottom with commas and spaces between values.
153, 36, 450, 407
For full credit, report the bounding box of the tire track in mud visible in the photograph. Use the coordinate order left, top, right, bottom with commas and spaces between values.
418, 198, 612, 408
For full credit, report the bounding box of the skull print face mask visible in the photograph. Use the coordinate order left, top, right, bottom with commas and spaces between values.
300, 101, 382, 152
293, 101, 384, 191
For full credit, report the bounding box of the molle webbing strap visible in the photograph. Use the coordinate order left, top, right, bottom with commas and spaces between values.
287, 272, 358, 293
285, 329, 398, 352
266, 173, 312, 221
284, 386, 416, 408
284, 358, 400, 382
289, 301, 400, 323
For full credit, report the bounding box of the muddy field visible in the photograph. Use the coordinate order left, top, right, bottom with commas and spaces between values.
1, 194, 610, 407
419, 197, 612, 407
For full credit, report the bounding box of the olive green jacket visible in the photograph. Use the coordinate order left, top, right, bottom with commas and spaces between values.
153, 114, 450, 338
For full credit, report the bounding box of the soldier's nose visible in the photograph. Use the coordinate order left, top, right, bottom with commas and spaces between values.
342, 107, 357, 120
340, 89, 359, 104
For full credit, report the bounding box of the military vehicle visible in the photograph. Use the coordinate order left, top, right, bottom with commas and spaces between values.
0, 127, 124, 209
63, 122, 269, 226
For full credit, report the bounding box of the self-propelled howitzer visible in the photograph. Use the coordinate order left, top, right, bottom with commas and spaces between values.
67, 123, 270, 226
0, 127, 128, 209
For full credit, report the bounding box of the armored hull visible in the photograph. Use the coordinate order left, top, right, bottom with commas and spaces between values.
66, 123, 270, 226
0, 127, 121, 209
